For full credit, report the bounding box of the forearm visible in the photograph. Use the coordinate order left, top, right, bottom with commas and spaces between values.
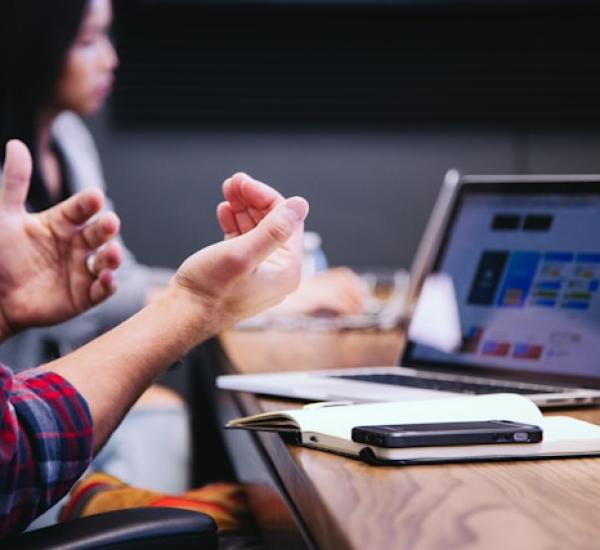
41, 288, 217, 452
37, 190, 307, 453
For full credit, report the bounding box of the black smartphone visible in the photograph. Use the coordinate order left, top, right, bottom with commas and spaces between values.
351, 420, 543, 448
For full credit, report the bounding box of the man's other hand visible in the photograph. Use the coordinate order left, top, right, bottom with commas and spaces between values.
172, 173, 309, 332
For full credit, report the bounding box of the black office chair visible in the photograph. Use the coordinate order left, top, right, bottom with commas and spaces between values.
2, 507, 218, 549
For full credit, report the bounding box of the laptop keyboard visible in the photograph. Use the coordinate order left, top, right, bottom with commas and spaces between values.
335, 373, 568, 395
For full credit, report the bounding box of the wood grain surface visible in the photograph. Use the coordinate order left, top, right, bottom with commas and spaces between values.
220, 329, 600, 550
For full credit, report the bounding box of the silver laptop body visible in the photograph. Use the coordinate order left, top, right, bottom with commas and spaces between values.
218, 171, 600, 408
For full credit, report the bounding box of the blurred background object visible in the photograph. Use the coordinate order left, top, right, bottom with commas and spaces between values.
302, 231, 328, 279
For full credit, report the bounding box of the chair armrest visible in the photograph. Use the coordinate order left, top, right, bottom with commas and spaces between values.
3, 507, 218, 550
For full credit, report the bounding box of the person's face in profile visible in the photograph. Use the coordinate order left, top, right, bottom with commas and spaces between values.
54, 0, 119, 116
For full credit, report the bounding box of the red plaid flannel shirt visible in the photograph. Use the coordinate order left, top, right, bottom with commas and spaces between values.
0, 363, 93, 535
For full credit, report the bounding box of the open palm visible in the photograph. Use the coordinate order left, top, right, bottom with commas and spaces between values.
0, 140, 122, 337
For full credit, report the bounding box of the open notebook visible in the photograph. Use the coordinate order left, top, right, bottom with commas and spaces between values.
226, 394, 600, 465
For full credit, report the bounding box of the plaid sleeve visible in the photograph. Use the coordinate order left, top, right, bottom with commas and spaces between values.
0, 364, 93, 536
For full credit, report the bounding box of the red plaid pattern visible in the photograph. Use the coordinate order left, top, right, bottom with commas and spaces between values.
0, 363, 93, 535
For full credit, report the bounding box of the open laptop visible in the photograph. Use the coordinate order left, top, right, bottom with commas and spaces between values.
217, 170, 600, 408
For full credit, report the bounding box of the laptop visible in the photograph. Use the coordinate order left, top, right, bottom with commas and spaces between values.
217, 170, 600, 408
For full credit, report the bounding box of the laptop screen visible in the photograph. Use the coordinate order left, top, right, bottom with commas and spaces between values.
404, 180, 600, 387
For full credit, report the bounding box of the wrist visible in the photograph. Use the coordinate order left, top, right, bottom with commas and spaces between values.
153, 284, 223, 350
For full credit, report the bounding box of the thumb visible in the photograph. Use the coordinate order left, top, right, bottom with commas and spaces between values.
0, 140, 32, 211
236, 196, 309, 266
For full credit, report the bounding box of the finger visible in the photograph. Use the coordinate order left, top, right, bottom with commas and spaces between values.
239, 173, 284, 226
48, 188, 105, 230
239, 175, 284, 210
338, 293, 367, 314
87, 241, 123, 275
224, 176, 257, 234
328, 285, 368, 313
226, 204, 256, 235
89, 269, 117, 305
236, 196, 309, 267
222, 175, 246, 212
0, 140, 32, 211
216, 201, 240, 239
224, 172, 283, 208
81, 211, 121, 250
225, 173, 280, 230
238, 174, 283, 224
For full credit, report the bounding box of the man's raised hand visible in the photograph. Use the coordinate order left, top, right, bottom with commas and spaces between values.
172, 174, 308, 331
0, 140, 122, 339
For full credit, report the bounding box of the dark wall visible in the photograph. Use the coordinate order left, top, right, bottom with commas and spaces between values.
111, 2, 600, 129
87, 1, 600, 272
89, 115, 600, 270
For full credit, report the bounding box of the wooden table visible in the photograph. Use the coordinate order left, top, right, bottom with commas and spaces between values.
214, 329, 600, 550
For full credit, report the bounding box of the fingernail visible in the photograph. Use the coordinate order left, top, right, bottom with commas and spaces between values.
284, 197, 309, 222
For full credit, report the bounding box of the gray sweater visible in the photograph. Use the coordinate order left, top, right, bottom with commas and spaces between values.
0, 112, 173, 371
